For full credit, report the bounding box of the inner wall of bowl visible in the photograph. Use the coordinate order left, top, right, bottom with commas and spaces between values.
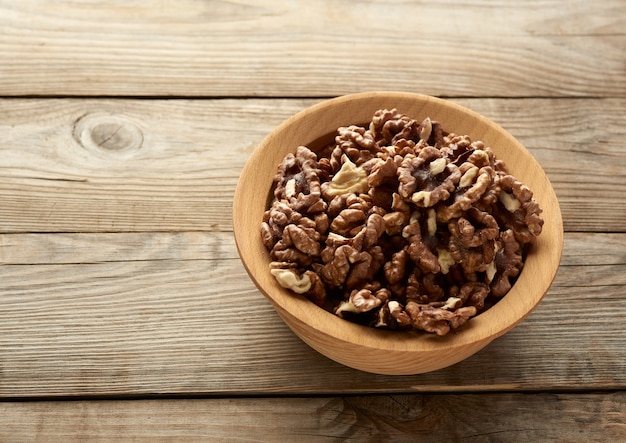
241, 92, 561, 351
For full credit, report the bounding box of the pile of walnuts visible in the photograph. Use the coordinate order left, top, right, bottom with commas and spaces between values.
261, 109, 544, 336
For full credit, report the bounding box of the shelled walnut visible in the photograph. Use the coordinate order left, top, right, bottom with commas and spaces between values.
261, 109, 544, 336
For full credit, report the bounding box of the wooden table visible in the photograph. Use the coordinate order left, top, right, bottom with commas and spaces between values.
1, 1, 624, 441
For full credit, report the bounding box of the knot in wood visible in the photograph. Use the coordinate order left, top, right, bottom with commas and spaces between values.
74, 113, 144, 157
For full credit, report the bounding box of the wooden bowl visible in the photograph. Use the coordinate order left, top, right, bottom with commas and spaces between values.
233, 92, 563, 375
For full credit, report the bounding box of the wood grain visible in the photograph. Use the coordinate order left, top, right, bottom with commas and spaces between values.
1, 393, 624, 442
0, 231, 624, 397
0, 0, 622, 434
0, 1, 624, 97
0, 98, 624, 234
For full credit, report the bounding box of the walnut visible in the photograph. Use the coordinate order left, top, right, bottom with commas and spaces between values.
418, 117, 433, 142
327, 193, 349, 219
261, 201, 295, 249
320, 244, 354, 287
262, 147, 329, 263
367, 155, 399, 189
335, 287, 387, 317
391, 138, 419, 157
260, 221, 275, 251
441, 296, 463, 310
400, 269, 445, 305
405, 301, 477, 336
421, 272, 446, 301
428, 120, 446, 147
321, 156, 369, 199
457, 282, 490, 311
383, 249, 409, 285
333, 125, 377, 167
270, 268, 311, 294
345, 249, 377, 289
330, 208, 367, 236
388, 301, 413, 328
494, 174, 544, 245
436, 247, 456, 275
280, 223, 321, 256
490, 229, 523, 297
337, 125, 377, 150
402, 220, 440, 274
383, 211, 407, 236
273, 146, 327, 215
365, 151, 405, 210
351, 213, 387, 251
437, 165, 495, 222
328, 195, 382, 244
440, 133, 474, 163
270, 245, 314, 268
375, 300, 413, 329
466, 148, 491, 168
382, 193, 411, 235
314, 212, 330, 235
369, 108, 421, 145
448, 237, 496, 275
268, 222, 321, 267
261, 109, 544, 336
446, 208, 498, 275
397, 147, 462, 208
404, 270, 423, 303
320, 244, 383, 290
321, 211, 386, 292
304, 270, 327, 307
448, 207, 499, 248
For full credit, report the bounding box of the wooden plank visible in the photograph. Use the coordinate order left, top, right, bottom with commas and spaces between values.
0, 1, 624, 97
0, 98, 624, 233
1, 392, 624, 442
0, 231, 624, 397
0, 97, 305, 233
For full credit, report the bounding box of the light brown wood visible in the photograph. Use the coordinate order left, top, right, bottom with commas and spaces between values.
0, 0, 623, 436
234, 92, 563, 374
0, 1, 624, 97
1, 98, 624, 234
0, 100, 623, 390
0, 231, 624, 397
2, 393, 624, 442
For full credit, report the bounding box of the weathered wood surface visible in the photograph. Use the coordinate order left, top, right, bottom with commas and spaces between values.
0, 231, 624, 397
0, 1, 624, 97
1, 393, 624, 442
1, 98, 624, 234
0, 95, 625, 396
1, 0, 625, 440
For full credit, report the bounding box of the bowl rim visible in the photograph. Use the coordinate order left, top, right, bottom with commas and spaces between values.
233, 91, 564, 355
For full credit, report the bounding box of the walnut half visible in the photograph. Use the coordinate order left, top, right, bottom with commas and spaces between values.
270, 268, 311, 294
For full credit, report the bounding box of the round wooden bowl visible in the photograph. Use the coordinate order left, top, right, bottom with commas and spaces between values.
233, 92, 563, 375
